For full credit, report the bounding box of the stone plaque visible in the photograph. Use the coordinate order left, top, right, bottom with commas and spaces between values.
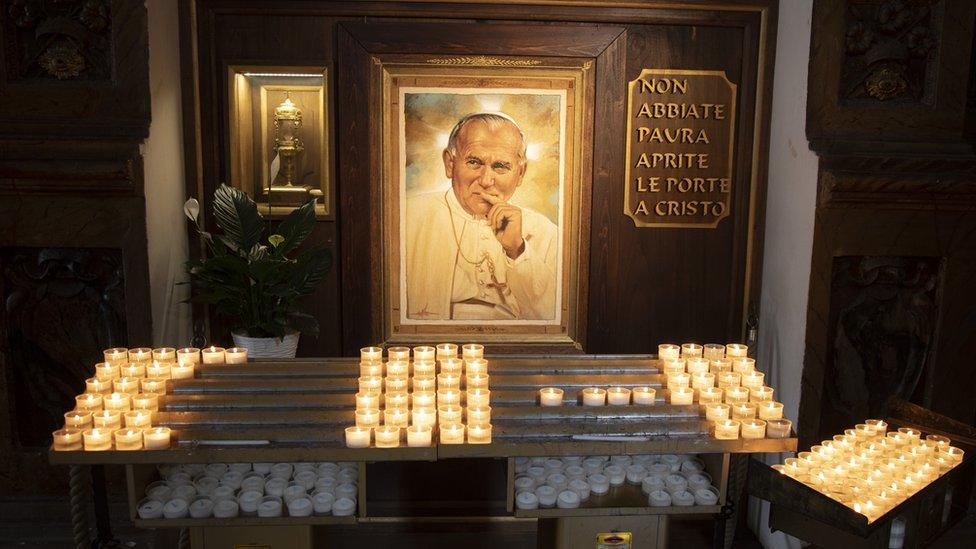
624, 69, 737, 228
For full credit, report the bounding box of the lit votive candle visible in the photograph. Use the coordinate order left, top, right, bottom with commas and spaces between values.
224, 347, 248, 364
413, 346, 436, 361
386, 360, 409, 377
741, 419, 767, 439
437, 389, 461, 407
465, 358, 488, 376
387, 346, 410, 360
705, 403, 730, 422
897, 427, 922, 444
412, 391, 436, 409
438, 405, 463, 424
103, 392, 131, 412
714, 419, 740, 440
356, 392, 380, 410
124, 410, 152, 429
686, 357, 710, 375
83, 428, 113, 451
76, 393, 103, 412
131, 394, 159, 414
52, 429, 83, 451
540, 387, 564, 406
358, 376, 382, 393
607, 387, 631, 405
667, 372, 690, 389
854, 423, 874, 439
202, 346, 225, 364
92, 410, 122, 430
176, 347, 200, 365
360, 346, 383, 362
437, 373, 460, 391
439, 358, 463, 375
758, 401, 784, 420
385, 376, 409, 393
170, 362, 195, 380
731, 403, 757, 420
680, 343, 703, 358
386, 392, 409, 410
145, 361, 171, 379
128, 348, 153, 364
468, 423, 492, 444
114, 377, 141, 395
581, 388, 606, 406
466, 374, 490, 390
120, 363, 146, 378
741, 371, 764, 390
725, 386, 750, 405
662, 359, 686, 376
345, 426, 371, 448
143, 427, 171, 450
152, 347, 176, 362
65, 411, 93, 429
407, 424, 432, 447
103, 348, 129, 366
750, 386, 774, 402
413, 361, 436, 377
670, 387, 694, 405
436, 343, 458, 359
375, 426, 400, 448
926, 434, 950, 450
141, 378, 167, 394
355, 408, 380, 428
467, 406, 491, 424
703, 343, 726, 360
384, 408, 409, 428
632, 387, 656, 405
440, 423, 465, 444
732, 357, 756, 374
413, 376, 436, 392
943, 446, 964, 466
691, 372, 715, 390
717, 372, 741, 388
658, 343, 680, 360
114, 428, 144, 451
412, 407, 437, 429
462, 343, 484, 360
865, 419, 888, 435
699, 387, 723, 404
725, 343, 748, 358
466, 388, 490, 408
94, 363, 120, 381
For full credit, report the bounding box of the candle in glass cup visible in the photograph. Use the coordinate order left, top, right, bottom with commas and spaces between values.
83, 428, 113, 451
84, 377, 111, 395
926, 434, 950, 450
384, 408, 409, 428
437, 373, 460, 391
176, 347, 200, 365
658, 343, 680, 361
865, 419, 888, 435
714, 419, 740, 440
143, 427, 171, 449
75, 393, 103, 412
750, 386, 774, 402
466, 388, 490, 408
439, 358, 463, 375
462, 343, 484, 360
114, 428, 144, 450
128, 348, 153, 364
758, 401, 784, 420
731, 403, 757, 420
943, 446, 965, 465
355, 408, 380, 429
437, 389, 461, 407
705, 403, 731, 422
436, 343, 458, 359
152, 347, 176, 361
686, 357, 710, 375
413, 346, 436, 361
632, 387, 656, 405
103, 348, 129, 366
375, 426, 400, 448
465, 358, 488, 376
725, 386, 750, 405
466, 374, 490, 390
703, 343, 726, 360
387, 346, 410, 361
670, 387, 694, 405
680, 343, 703, 358
141, 378, 167, 394
468, 423, 492, 444
132, 393, 159, 413
725, 343, 748, 358
345, 426, 371, 448
539, 387, 564, 406
732, 357, 756, 374
897, 427, 921, 444
407, 424, 433, 447
710, 358, 732, 373
667, 372, 690, 390
64, 411, 93, 429
386, 392, 409, 410
170, 362, 195, 380
581, 388, 606, 406
467, 406, 491, 424
360, 346, 383, 362
741, 419, 767, 439
103, 392, 131, 412
438, 405, 463, 424
52, 429, 83, 451
741, 371, 764, 390
224, 348, 248, 364
607, 387, 631, 405
412, 391, 436, 409
356, 392, 380, 410
717, 372, 741, 388
412, 408, 437, 429
94, 363, 120, 381
120, 363, 146, 378
385, 376, 409, 393
699, 387, 723, 404
412, 376, 436, 392
387, 360, 409, 377
146, 362, 171, 379
440, 423, 465, 444
691, 373, 715, 390
124, 410, 152, 429
662, 359, 686, 375
114, 377, 142, 395
202, 346, 225, 364
358, 376, 382, 394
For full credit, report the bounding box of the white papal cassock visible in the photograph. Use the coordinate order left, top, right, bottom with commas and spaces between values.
404, 190, 558, 321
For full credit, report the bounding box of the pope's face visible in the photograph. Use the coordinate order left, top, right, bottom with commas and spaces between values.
443, 121, 526, 216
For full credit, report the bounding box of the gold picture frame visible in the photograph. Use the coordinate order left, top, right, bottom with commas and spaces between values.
378, 54, 593, 348
227, 64, 333, 219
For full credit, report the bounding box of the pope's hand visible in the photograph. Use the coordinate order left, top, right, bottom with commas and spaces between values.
483, 193, 525, 259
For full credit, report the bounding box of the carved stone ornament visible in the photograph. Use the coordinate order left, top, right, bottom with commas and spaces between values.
425, 55, 542, 66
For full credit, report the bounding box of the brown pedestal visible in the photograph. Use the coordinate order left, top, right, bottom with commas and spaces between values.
539, 515, 668, 549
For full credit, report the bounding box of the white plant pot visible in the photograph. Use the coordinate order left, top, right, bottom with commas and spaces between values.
231, 331, 300, 359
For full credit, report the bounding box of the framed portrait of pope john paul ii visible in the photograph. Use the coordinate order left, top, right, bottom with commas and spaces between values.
380, 57, 592, 348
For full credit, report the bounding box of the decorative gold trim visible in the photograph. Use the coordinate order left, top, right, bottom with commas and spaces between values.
425, 56, 542, 66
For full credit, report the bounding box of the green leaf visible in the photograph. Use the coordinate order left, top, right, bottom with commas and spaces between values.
211, 184, 265, 251
274, 199, 317, 255
268, 234, 285, 248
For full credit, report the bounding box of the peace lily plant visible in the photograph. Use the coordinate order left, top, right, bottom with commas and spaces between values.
183, 184, 332, 357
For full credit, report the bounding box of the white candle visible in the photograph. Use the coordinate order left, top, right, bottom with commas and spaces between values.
741, 419, 766, 439
699, 387, 723, 404
632, 386, 656, 405
103, 392, 131, 412
75, 393, 103, 412
143, 427, 171, 450
710, 358, 732, 373
360, 346, 383, 362
758, 401, 784, 420
466, 374, 490, 390
439, 358, 463, 375
345, 426, 371, 448
731, 403, 757, 420
386, 360, 409, 377
413, 346, 436, 361
750, 386, 774, 402
385, 376, 408, 393
152, 347, 176, 361
176, 347, 200, 365
686, 357, 710, 375
581, 387, 606, 406
680, 343, 703, 358
114, 428, 144, 450
124, 410, 152, 429
412, 408, 437, 429
64, 411, 93, 429
462, 343, 484, 360
170, 362, 195, 380
714, 419, 740, 440
385, 392, 409, 410
412, 391, 436, 409
725, 343, 748, 358
140, 378, 167, 394
83, 428, 112, 451
94, 363, 120, 381
724, 386, 750, 404
375, 426, 400, 448
92, 410, 122, 430
705, 403, 731, 422
703, 344, 726, 360
384, 408, 409, 428
356, 362, 381, 378
114, 377, 141, 395
466, 388, 490, 408
387, 346, 410, 360
145, 362, 171, 379
53, 429, 83, 451
224, 347, 248, 364
437, 389, 461, 407
103, 348, 129, 366
202, 346, 225, 364
120, 363, 146, 378
468, 423, 492, 444
467, 406, 491, 424
670, 387, 694, 405
438, 405, 462, 424
358, 376, 382, 393
437, 373, 460, 391
865, 419, 888, 435
539, 387, 564, 406
465, 358, 488, 376
691, 373, 715, 390
732, 357, 756, 374
436, 343, 458, 359
658, 343, 680, 360
355, 408, 380, 429
662, 359, 685, 375
128, 348, 153, 364
356, 392, 380, 410
413, 376, 436, 392
407, 424, 432, 447
741, 371, 764, 390
667, 372, 690, 389
607, 387, 631, 405
440, 423, 465, 444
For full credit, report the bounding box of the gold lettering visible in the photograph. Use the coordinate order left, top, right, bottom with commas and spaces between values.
637, 102, 653, 118
638, 78, 688, 94
637, 127, 650, 141
649, 177, 661, 192
635, 200, 650, 215
636, 177, 650, 192
635, 153, 651, 168
655, 201, 668, 216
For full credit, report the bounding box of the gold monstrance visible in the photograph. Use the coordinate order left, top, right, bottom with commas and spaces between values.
267, 92, 311, 206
